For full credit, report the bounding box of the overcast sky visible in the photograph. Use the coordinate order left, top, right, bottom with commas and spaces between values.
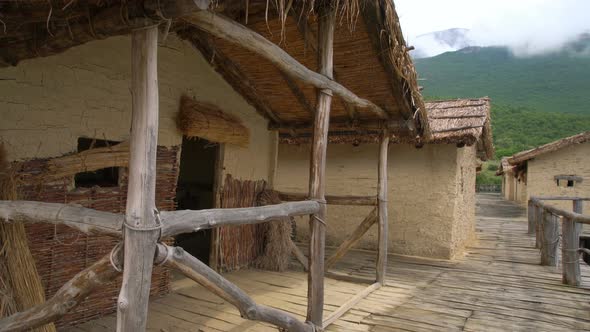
394, 0, 590, 55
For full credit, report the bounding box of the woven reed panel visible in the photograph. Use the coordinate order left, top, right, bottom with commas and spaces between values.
217, 175, 267, 271
17, 146, 179, 328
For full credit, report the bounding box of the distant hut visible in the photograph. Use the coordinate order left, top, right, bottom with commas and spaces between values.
276, 98, 494, 260
0, 1, 429, 331
499, 132, 590, 210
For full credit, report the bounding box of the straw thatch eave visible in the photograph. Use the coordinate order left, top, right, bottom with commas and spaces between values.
508, 131, 590, 166
0, 0, 429, 141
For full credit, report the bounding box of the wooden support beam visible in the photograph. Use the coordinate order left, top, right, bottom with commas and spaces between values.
535, 204, 543, 249
161, 201, 319, 236
0, 201, 123, 237
541, 211, 560, 267
269, 119, 411, 135
305, 5, 335, 326
288, 8, 358, 122
183, 12, 388, 119
117, 26, 160, 332
278, 192, 378, 206
291, 241, 309, 272
177, 28, 283, 125
325, 208, 378, 269
322, 282, 381, 329
161, 245, 314, 332
527, 200, 536, 235
562, 216, 581, 286
377, 131, 390, 284
0, 252, 121, 332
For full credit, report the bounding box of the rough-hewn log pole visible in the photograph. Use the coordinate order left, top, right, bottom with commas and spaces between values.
376, 131, 390, 284
325, 208, 378, 269
541, 211, 560, 267
117, 26, 160, 332
0, 201, 123, 237
322, 282, 381, 329
535, 204, 543, 249
305, 5, 335, 326
278, 192, 378, 206
0, 253, 120, 332
527, 200, 536, 235
291, 240, 309, 271
161, 245, 314, 332
161, 201, 319, 236
562, 216, 581, 286
183, 12, 388, 119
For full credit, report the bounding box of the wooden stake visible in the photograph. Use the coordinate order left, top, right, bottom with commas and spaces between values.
541, 211, 559, 267
535, 204, 543, 249
306, 4, 335, 326
562, 216, 581, 286
376, 131, 390, 284
117, 26, 160, 332
527, 200, 535, 235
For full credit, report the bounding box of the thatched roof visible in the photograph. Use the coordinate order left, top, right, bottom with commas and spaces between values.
496, 157, 514, 176
0, 0, 428, 140
426, 98, 494, 160
508, 131, 590, 166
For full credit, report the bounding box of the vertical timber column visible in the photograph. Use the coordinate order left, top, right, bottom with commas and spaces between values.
117, 26, 160, 331
527, 200, 535, 235
306, 4, 335, 326
376, 131, 389, 284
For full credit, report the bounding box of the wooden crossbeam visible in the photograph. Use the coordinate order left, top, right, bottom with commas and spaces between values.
269, 119, 413, 135
322, 282, 381, 329
325, 208, 378, 269
0, 200, 319, 239
161, 244, 314, 332
0, 252, 121, 331
278, 191, 378, 206
183, 12, 389, 119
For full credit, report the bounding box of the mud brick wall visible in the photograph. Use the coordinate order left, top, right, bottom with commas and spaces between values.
17, 146, 179, 328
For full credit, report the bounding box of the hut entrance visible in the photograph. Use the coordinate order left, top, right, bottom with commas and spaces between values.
174, 137, 219, 265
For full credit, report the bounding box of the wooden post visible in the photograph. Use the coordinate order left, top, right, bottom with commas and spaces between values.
541, 211, 560, 267
527, 200, 535, 235
562, 216, 581, 286
574, 199, 584, 215
376, 131, 389, 284
306, 4, 335, 327
535, 204, 543, 249
117, 26, 160, 331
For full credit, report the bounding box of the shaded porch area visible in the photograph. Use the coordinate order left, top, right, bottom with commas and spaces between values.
68, 194, 590, 331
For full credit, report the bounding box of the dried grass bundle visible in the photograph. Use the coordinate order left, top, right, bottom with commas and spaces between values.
0, 144, 56, 332
254, 189, 293, 272
177, 95, 250, 147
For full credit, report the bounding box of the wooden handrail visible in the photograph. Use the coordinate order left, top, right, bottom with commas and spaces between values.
530, 198, 590, 224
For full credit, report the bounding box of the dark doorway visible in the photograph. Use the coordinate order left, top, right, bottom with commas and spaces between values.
175, 137, 218, 265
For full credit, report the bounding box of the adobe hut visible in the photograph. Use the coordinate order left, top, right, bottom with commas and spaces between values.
276, 98, 494, 259
500, 131, 590, 210
0, 1, 429, 331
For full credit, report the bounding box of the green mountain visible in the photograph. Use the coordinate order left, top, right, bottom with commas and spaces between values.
415, 45, 590, 114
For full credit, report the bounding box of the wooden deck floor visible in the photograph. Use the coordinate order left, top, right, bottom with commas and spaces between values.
67, 194, 590, 331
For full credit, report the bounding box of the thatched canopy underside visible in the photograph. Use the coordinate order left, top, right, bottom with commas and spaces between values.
0, 0, 428, 140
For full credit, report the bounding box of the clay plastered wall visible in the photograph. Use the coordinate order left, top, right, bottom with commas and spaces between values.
276, 143, 463, 259
516, 177, 528, 204
450, 146, 477, 258
527, 142, 590, 211
0, 34, 274, 181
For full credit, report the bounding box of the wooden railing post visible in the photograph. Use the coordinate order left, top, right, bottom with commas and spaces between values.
527, 200, 535, 235
117, 26, 160, 331
535, 203, 543, 249
306, 4, 335, 327
541, 210, 560, 267
376, 131, 389, 284
562, 215, 581, 286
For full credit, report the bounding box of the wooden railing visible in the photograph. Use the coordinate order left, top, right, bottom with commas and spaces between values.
528, 196, 590, 286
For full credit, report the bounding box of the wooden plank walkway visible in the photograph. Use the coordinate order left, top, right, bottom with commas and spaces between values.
67, 194, 590, 331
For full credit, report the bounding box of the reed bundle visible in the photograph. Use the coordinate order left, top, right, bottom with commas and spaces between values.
0, 145, 56, 332
177, 96, 250, 148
